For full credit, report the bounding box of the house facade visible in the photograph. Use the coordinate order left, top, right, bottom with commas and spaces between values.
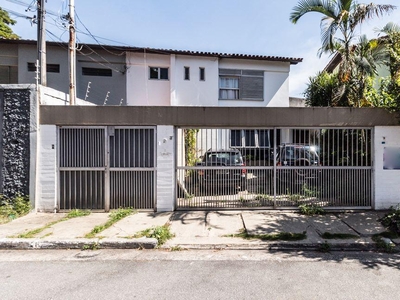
0, 39, 302, 107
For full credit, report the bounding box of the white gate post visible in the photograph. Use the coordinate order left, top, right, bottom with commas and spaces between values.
156, 125, 175, 211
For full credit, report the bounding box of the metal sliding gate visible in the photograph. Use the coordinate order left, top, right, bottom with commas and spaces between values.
59, 126, 156, 211
177, 127, 373, 210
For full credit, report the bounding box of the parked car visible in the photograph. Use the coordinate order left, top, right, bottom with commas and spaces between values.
196, 149, 247, 193
276, 144, 320, 183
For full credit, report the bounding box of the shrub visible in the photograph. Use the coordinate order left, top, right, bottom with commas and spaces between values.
380, 204, 400, 234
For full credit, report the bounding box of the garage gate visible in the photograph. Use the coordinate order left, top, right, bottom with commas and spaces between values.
177, 127, 372, 209
58, 126, 156, 211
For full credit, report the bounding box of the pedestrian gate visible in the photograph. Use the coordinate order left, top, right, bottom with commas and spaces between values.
58, 127, 156, 210
177, 127, 373, 209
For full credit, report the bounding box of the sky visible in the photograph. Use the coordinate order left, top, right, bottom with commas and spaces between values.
2, 0, 400, 97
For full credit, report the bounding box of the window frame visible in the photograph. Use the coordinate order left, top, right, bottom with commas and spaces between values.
219, 69, 264, 101
184, 66, 190, 80
27, 62, 60, 73
199, 67, 205, 81
82, 67, 112, 77
149, 67, 169, 80
219, 76, 240, 100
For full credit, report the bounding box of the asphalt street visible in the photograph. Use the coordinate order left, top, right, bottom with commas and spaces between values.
1, 249, 399, 300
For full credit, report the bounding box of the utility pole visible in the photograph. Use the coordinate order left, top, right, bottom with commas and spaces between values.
68, 0, 76, 105
37, 0, 46, 86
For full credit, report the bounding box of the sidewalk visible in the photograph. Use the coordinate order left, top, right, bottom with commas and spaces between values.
0, 210, 397, 251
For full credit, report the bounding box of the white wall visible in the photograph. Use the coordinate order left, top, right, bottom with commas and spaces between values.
126, 53, 171, 106
218, 59, 290, 107
156, 126, 175, 211
40, 86, 95, 105
36, 125, 58, 212
172, 55, 219, 106
374, 126, 400, 209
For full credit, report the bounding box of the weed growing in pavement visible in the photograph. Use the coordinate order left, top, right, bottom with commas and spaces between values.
0, 194, 31, 224
318, 241, 331, 253
85, 208, 135, 239
14, 209, 92, 238
82, 242, 100, 251
66, 209, 91, 218
380, 204, 400, 234
226, 228, 307, 241
372, 233, 398, 253
298, 203, 325, 215
321, 232, 359, 239
169, 245, 185, 251
133, 223, 175, 246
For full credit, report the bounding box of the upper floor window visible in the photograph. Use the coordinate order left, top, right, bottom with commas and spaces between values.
184, 66, 190, 80
219, 69, 264, 100
149, 67, 169, 80
219, 77, 239, 99
231, 129, 270, 148
82, 67, 112, 77
28, 62, 60, 73
199, 67, 205, 81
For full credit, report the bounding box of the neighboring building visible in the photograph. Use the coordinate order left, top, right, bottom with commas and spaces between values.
0, 39, 302, 107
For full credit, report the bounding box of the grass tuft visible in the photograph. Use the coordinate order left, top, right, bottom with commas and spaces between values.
84, 208, 135, 239
227, 228, 306, 241
132, 223, 175, 246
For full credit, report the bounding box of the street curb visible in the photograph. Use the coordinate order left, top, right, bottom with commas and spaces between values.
0, 238, 158, 250
161, 242, 378, 252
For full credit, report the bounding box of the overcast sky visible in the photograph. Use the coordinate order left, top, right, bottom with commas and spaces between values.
3, 0, 400, 97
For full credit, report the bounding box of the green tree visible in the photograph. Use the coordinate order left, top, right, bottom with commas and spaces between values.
377, 22, 400, 110
290, 0, 395, 107
0, 8, 19, 39
304, 71, 340, 106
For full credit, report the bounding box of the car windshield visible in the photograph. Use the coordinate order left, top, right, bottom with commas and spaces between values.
205, 152, 243, 164
281, 146, 319, 161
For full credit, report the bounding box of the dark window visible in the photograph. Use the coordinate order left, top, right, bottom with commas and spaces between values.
184, 66, 190, 80
149, 67, 169, 80
0, 66, 18, 84
199, 67, 205, 81
27, 62, 60, 73
82, 67, 112, 77
230, 130, 242, 147
230, 129, 270, 148
219, 69, 263, 100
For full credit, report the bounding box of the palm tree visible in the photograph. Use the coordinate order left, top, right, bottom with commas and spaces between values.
291, 0, 395, 106
290, 0, 395, 56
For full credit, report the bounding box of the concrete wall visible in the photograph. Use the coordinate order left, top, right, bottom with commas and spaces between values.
374, 126, 400, 209
172, 55, 218, 106
36, 125, 57, 212
126, 53, 171, 106
40, 106, 399, 127
8, 43, 125, 106
156, 126, 175, 211
40, 86, 95, 106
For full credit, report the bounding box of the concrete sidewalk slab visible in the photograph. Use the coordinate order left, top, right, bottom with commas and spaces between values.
207, 211, 243, 237
0, 213, 67, 238
308, 214, 358, 235
242, 212, 309, 235
36, 213, 110, 239
338, 212, 386, 236
100, 212, 173, 238
166, 211, 246, 246
169, 211, 208, 238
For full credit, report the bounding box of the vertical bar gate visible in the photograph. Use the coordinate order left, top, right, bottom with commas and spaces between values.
176, 127, 373, 210
58, 126, 155, 211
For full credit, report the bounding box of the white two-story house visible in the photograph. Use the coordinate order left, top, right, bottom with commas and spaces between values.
0, 39, 302, 107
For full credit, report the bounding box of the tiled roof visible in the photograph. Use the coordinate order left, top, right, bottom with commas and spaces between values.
0, 38, 303, 65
